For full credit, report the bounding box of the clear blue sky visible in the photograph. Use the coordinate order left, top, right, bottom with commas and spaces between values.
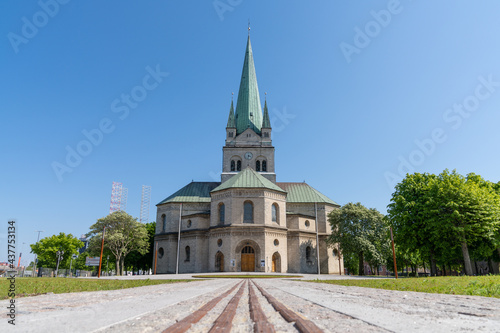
2, 1, 500, 265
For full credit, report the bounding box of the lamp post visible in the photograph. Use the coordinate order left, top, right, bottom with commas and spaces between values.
55, 249, 64, 278
33, 230, 44, 277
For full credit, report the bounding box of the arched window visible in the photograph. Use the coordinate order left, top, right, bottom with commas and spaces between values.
262, 160, 267, 172
219, 203, 225, 224
158, 247, 164, 258
185, 246, 190, 262
237, 160, 241, 171
230, 160, 235, 172
306, 246, 312, 261
243, 201, 253, 223
272, 203, 279, 223
256, 160, 261, 171
162, 214, 166, 232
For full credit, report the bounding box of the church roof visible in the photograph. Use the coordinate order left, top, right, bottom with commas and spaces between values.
235, 36, 263, 135
277, 182, 339, 206
226, 100, 235, 128
157, 182, 220, 204
211, 168, 285, 193
262, 99, 271, 128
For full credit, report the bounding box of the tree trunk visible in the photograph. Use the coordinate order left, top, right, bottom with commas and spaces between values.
461, 241, 473, 276
488, 258, 494, 275
430, 253, 437, 277
115, 258, 121, 276
120, 257, 125, 276
358, 252, 364, 276
441, 264, 446, 276
423, 261, 426, 275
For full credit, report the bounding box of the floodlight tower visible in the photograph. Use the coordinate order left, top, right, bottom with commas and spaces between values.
109, 182, 123, 214
140, 185, 152, 223
120, 187, 128, 212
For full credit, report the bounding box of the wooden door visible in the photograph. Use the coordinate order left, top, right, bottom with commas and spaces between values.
272, 252, 280, 273
241, 246, 255, 272
216, 252, 224, 272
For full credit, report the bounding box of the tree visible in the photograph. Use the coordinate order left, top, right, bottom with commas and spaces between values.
434, 171, 500, 275
87, 211, 148, 276
125, 222, 156, 273
30, 233, 84, 270
387, 172, 440, 275
328, 203, 390, 276
388, 170, 500, 276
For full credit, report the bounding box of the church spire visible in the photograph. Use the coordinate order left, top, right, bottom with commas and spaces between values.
262, 97, 271, 128
234, 35, 263, 135
226, 98, 236, 128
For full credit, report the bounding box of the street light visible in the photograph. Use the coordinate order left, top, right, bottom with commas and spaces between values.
33, 230, 44, 277
55, 249, 64, 278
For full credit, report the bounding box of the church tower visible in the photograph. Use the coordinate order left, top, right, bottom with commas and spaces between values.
222, 36, 276, 183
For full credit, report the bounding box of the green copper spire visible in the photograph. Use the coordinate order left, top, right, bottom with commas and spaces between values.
226, 99, 236, 128
262, 99, 271, 128
235, 36, 263, 135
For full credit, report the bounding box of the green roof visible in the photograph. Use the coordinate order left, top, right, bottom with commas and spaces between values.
157, 182, 220, 205
277, 182, 339, 205
235, 36, 263, 135
226, 100, 235, 128
262, 99, 271, 128
212, 168, 286, 193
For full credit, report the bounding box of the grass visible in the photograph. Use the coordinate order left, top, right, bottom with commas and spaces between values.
193, 274, 303, 279
0, 277, 193, 299
309, 275, 500, 298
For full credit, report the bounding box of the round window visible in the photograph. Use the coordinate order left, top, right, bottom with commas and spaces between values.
187, 220, 192, 228
274, 239, 279, 246
217, 239, 223, 247
305, 220, 310, 228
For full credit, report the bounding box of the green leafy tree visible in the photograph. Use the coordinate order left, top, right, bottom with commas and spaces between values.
30, 233, 84, 270
87, 211, 148, 275
125, 222, 156, 273
328, 203, 389, 276
387, 172, 440, 275
388, 170, 500, 276
433, 171, 500, 275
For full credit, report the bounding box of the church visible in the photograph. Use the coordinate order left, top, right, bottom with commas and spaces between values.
154, 34, 343, 274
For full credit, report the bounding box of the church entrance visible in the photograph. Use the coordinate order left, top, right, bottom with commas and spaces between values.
272, 252, 281, 273
215, 251, 224, 272
241, 246, 255, 272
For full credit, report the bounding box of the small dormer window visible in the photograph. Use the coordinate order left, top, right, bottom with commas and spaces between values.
264, 132, 269, 138
229, 132, 233, 138
250, 112, 253, 117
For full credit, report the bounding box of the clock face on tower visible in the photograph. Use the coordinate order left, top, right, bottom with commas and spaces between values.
244, 152, 253, 160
